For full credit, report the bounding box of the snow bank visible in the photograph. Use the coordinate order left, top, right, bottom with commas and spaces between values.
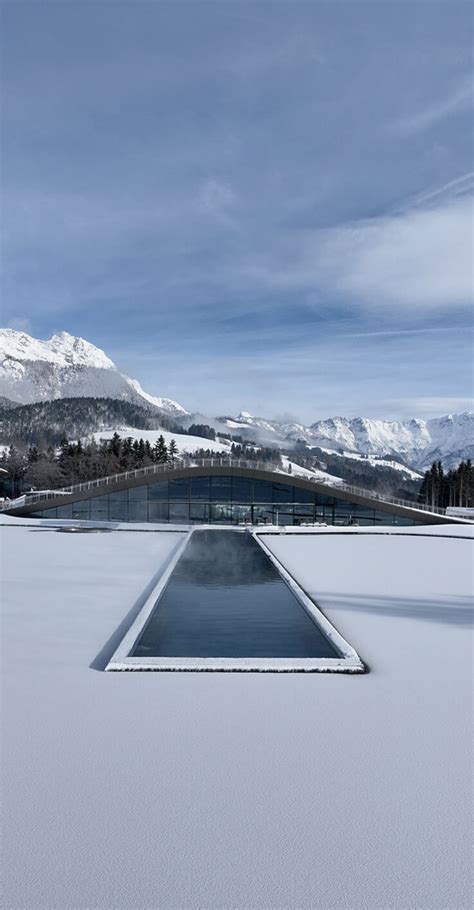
91, 426, 231, 454
2, 522, 473, 909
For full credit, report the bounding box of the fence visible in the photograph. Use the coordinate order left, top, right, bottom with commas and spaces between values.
0, 455, 447, 517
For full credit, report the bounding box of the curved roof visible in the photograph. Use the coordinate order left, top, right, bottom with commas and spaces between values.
4, 462, 459, 524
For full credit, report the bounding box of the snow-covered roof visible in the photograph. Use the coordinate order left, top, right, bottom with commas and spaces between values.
2, 516, 472, 909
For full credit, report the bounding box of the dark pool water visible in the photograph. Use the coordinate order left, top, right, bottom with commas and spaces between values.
132, 530, 339, 659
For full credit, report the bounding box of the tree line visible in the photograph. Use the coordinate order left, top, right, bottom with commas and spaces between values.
0, 433, 282, 497
418, 460, 474, 509
0, 433, 179, 496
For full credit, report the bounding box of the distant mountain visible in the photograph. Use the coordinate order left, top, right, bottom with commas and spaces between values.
0, 397, 175, 447
1, 329, 471, 470
0, 329, 188, 416
207, 410, 474, 470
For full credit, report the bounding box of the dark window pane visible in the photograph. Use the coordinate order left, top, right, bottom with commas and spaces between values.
355, 505, 375, 523
191, 476, 210, 500
129, 484, 149, 501
190, 502, 209, 522
109, 489, 128, 503
72, 501, 90, 518
273, 482, 293, 503
169, 503, 189, 522
373, 510, 391, 525
90, 493, 109, 509
169, 478, 190, 500
109, 503, 129, 522
315, 493, 335, 507
149, 502, 169, 522
231, 476, 253, 503
253, 480, 273, 503
149, 481, 169, 501
211, 476, 232, 501
293, 486, 315, 503
56, 504, 73, 519
129, 502, 148, 522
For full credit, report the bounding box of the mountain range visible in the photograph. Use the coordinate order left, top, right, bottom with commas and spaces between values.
1, 328, 472, 470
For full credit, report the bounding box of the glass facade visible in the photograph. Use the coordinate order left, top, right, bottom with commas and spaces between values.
32, 474, 420, 526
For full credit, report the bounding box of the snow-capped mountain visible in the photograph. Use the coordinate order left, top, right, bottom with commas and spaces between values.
0, 329, 188, 416
213, 410, 474, 470
1, 329, 471, 470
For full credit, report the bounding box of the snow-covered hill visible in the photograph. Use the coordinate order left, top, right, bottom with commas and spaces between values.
0, 329, 188, 416
1, 329, 471, 469
215, 410, 474, 470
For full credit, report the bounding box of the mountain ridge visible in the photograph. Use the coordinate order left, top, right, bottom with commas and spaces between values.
1, 329, 472, 469
0, 329, 188, 416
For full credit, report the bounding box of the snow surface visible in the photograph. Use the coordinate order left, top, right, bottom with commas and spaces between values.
2, 517, 472, 909
314, 445, 424, 480
0, 328, 188, 415
91, 426, 231, 454
280, 454, 343, 485
220, 410, 474, 469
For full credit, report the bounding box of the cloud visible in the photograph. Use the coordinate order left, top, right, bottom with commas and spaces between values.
382, 397, 474, 419
309, 194, 474, 308
391, 76, 473, 135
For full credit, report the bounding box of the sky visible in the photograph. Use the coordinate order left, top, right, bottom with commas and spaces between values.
1, 1, 473, 422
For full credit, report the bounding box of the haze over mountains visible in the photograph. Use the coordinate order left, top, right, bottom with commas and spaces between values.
1, 329, 472, 470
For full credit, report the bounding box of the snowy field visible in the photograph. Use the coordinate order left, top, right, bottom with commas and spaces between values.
90, 425, 232, 454
1, 516, 473, 910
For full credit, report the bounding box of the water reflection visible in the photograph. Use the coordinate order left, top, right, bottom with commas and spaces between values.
133, 530, 339, 659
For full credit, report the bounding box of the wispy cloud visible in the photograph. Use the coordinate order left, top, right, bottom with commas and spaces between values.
391, 76, 473, 135
310, 194, 473, 308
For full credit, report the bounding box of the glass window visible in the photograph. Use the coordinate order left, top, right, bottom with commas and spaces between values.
273, 505, 294, 524
211, 476, 232, 501
109, 489, 128, 503
334, 498, 354, 525
109, 502, 129, 522
252, 505, 273, 524
169, 478, 190, 500
294, 503, 314, 517
190, 502, 209, 522
231, 504, 252, 524
149, 481, 169, 501
129, 501, 148, 522
211, 503, 232, 523
149, 501, 169, 522
169, 503, 189, 523
56, 504, 73, 519
72, 500, 90, 519
273, 482, 293, 503
129, 484, 149, 501
190, 476, 210, 500
231, 476, 253, 503
41, 508, 56, 518
293, 486, 315, 503
355, 505, 375, 525
315, 493, 335, 508
253, 480, 273, 503
90, 503, 109, 520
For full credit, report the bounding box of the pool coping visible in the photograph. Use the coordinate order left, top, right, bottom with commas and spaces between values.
105, 527, 365, 673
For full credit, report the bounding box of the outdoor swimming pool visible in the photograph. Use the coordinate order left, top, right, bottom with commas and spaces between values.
131, 530, 339, 659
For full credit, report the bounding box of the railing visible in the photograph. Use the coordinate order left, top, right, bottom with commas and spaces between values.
0, 455, 449, 517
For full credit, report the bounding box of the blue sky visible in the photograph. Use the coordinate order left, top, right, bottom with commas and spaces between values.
2, 1, 473, 422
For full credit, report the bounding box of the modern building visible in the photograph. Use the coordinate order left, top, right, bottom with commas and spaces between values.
4, 461, 463, 526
